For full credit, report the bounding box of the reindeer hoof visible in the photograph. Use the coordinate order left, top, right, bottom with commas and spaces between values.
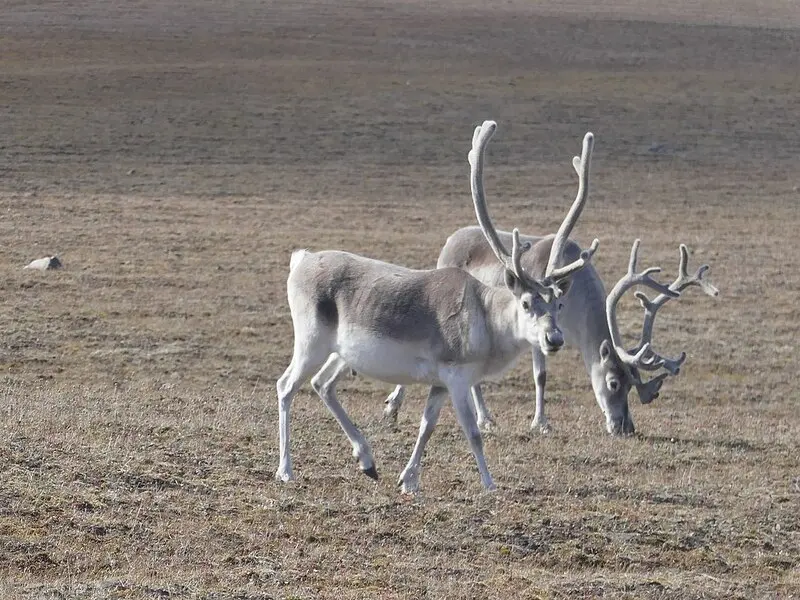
362, 465, 379, 480
274, 468, 295, 483
478, 418, 496, 433
397, 471, 420, 494
531, 419, 551, 434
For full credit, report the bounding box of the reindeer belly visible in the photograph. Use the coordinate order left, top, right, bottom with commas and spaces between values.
335, 330, 442, 385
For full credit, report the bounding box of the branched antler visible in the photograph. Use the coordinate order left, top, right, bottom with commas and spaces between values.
631, 244, 719, 375
605, 240, 680, 371
606, 240, 719, 403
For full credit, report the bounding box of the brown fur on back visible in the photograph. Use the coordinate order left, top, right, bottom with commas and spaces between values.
288, 250, 495, 362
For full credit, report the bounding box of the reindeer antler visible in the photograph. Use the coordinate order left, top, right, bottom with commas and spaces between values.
606, 240, 681, 370
468, 121, 543, 293
633, 370, 669, 404
469, 123, 601, 298
544, 132, 601, 288
606, 240, 719, 403
630, 243, 719, 375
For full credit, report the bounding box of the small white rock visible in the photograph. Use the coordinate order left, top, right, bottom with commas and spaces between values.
23, 256, 63, 271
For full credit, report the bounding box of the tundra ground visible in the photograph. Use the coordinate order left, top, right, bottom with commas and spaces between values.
1, 1, 798, 598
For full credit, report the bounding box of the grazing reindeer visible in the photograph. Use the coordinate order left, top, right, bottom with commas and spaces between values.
275, 121, 597, 493
382, 180, 718, 436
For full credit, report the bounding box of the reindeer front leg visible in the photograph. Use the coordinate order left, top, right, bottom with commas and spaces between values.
530, 346, 552, 434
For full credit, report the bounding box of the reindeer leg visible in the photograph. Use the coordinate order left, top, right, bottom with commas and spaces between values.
530, 346, 552, 434
311, 354, 378, 480
275, 346, 329, 482
450, 383, 496, 491
397, 386, 447, 494
383, 384, 406, 422
471, 385, 495, 432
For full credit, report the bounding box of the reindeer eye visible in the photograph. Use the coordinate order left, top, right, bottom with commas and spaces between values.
521, 299, 530, 311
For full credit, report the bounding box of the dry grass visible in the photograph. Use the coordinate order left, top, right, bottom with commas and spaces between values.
1, 1, 799, 598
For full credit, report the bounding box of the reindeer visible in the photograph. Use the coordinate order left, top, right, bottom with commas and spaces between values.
275, 121, 598, 493
381, 169, 718, 436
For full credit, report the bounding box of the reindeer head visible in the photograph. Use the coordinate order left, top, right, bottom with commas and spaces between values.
468, 121, 599, 355
600, 240, 719, 434
583, 337, 635, 435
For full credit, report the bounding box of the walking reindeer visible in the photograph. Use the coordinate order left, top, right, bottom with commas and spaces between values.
275, 121, 598, 492
381, 161, 719, 435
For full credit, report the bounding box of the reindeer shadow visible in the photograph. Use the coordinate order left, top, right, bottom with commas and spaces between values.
637, 434, 761, 452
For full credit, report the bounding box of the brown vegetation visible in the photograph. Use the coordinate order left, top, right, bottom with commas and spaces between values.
0, 1, 798, 598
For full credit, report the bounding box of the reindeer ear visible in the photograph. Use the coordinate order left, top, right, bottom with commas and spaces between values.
599, 339, 614, 364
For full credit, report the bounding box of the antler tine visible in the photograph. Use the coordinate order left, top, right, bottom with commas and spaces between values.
468, 120, 537, 287
581, 238, 600, 262
545, 132, 594, 282
641, 244, 719, 308
471, 123, 483, 150
511, 229, 533, 284
631, 289, 686, 374
605, 239, 680, 371
633, 371, 669, 404
677, 244, 719, 297
546, 237, 601, 283
629, 244, 719, 375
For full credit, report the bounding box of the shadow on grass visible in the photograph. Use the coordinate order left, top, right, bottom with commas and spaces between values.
638, 434, 761, 452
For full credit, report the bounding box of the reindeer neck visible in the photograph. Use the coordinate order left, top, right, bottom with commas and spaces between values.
561, 270, 613, 370
479, 286, 530, 367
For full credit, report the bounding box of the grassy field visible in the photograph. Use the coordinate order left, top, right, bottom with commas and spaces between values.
1, 1, 799, 598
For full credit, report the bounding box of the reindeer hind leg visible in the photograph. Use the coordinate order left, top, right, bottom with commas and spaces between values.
398, 386, 447, 494
383, 385, 406, 423
275, 334, 331, 482
311, 354, 378, 480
